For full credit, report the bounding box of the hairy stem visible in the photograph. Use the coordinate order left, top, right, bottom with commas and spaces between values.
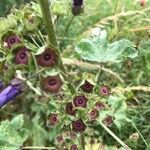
62, 58, 124, 83
80, 133, 85, 150
132, 122, 148, 147
100, 122, 131, 150
59, 15, 74, 50
37, 0, 76, 95
22, 146, 55, 150
37, 0, 57, 46
112, 86, 150, 93
27, 68, 45, 80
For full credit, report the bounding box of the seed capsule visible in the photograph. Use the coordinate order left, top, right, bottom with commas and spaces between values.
42, 75, 62, 93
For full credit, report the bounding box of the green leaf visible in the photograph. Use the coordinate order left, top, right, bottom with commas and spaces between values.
0, 115, 28, 149
10, 114, 24, 130
51, 0, 69, 16
32, 116, 50, 146
24, 16, 41, 32
35, 45, 46, 55
0, 15, 17, 34
107, 95, 128, 129
45, 68, 59, 76
75, 33, 138, 63
27, 81, 42, 96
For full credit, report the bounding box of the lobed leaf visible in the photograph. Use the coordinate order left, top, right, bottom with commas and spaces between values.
75, 31, 138, 63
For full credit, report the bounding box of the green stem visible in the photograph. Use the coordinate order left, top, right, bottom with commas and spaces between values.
27, 69, 45, 80
38, 0, 57, 47
80, 133, 85, 150
22, 146, 55, 150
132, 122, 148, 147
96, 63, 103, 84
59, 15, 74, 50
30, 35, 40, 47
100, 122, 131, 150
37, 0, 76, 95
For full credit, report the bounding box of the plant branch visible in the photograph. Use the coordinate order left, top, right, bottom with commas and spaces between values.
112, 86, 150, 93
37, 0, 76, 94
27, 68, 45, 80
80, 133, 85, 150
37, 0, 57, 46
59, 15, 75, 49
100, 122, 131, 150
81, 7, 150, 37
62, 58, 124, 83
129, 26, 150, 32
22, 146, 55, 150
62, 58, 150, 93
131, 122, 148, 147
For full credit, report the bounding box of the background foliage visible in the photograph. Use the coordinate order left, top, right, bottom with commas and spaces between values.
0, 0, 150, 150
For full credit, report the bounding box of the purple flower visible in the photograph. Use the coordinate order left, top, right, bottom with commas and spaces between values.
80, 80, 94, 93
36, 48, 57, 67
0, 79, 22, 108
90, 138, 95, 144
65, 102, 76, 116
89, 108, 99, 120
4, 35, 20, 48
14, 47, 29, 64
72, 119, 86, 133
103, 116, 114, 126
72, 0, 84, 15
73, 95, 87, 108
0, 81, 3, 90
94, 102, 105, 110
99, 86, 111, 96
73, 0, 83, 6
70, 132, 77, 140
70, 144, 78, 150
47, 113, 59, 126
56, 135, 64, 143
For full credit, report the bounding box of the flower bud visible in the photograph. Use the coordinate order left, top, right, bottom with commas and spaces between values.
56, 135, 64, 143
72, 0, 84, 16
89, 108, 99, 120
24, 14, 42, 32
103, 116, 114, 126
70, 144, 78, 150
65, 102, 76, 116
94, 102, 105, 110
42, 75, 62, 93
47, 113, 59, 126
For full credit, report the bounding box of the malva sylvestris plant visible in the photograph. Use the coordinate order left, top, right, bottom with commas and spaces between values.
0, 0, 139, 149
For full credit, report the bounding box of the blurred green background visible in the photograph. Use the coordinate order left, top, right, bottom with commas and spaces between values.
0, 0, 31, 17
